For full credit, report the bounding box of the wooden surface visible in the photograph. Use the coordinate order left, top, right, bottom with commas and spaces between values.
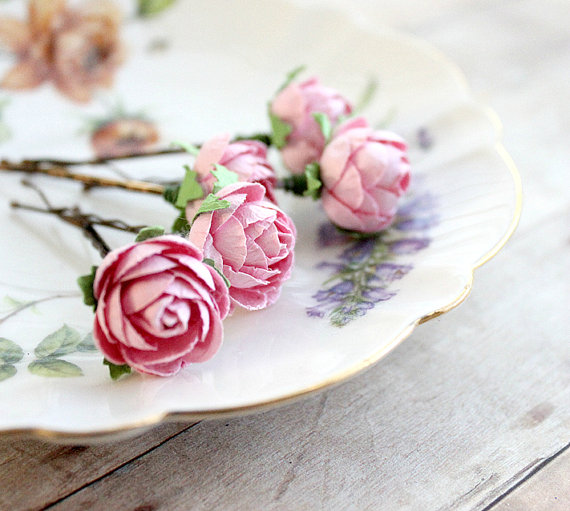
1, 1, 569, 509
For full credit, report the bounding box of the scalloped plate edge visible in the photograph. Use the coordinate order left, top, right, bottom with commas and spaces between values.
0, 31, 522, 445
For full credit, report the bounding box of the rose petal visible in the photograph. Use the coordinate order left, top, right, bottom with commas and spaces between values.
135, 358, 184, 377
321, 189, 365, 232
254, 222, 281, 258
194, 133, 231, 180
122, 317, 156, 351
93, 236, 229, 376
121, 272, 175, 314
270, 81, 305, 124
212, 215, 246, 270
93, 316, 124, 364
330, 163, 365, 209
183, 310, 223, 363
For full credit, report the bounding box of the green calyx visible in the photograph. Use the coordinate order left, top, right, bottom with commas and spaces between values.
77, 266, 98, 311
163, 165, 204, 234
211, 164, 239, 193
203, 258, 231, 288
135, 226, 165, 242
276, 65, 306, 93
303, 162, 323, 199
104, 359, 132, 380
268, 108, 292, 149
312, 112, 332, 143
193, 194, 231, 222
282, 163, 323, 200
175, 166, 204, 209
138, 0, 177, 17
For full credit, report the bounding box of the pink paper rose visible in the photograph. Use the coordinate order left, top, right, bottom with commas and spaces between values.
320, 117, 411, 233
270, 77, 352, 174
93, 235, 230, 377
188, 182, 296, 310
194, 133, 277, 202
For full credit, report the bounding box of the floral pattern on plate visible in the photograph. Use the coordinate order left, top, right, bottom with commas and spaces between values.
0, 321, 96, 381
308, 186, 439, 326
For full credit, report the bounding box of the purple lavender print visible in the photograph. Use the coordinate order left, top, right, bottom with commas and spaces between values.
308, 188, 439, 327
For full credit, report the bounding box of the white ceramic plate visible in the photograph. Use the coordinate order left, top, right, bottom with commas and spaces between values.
0, 0, 520, 441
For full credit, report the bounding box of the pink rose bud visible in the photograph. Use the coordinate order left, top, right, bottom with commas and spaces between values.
194, 133, 277, 202
320, 117, 411, 233
188, 182, 296, 311
93, 235, 230, 377
270, 77, 352, 174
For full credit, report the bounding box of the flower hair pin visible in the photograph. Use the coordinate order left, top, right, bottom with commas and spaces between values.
268, 69, 411, 234
4, 68, 412, 379
78, 156, 296, 378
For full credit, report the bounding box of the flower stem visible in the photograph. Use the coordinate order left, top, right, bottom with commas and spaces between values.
9, 181, 142, 257
10, 202, 146, 233
0, 293, 77, 326
6, 133, 271, 168
1, 159, 165, 195
12, 201, 113, 257
0, 131, 272, 195
18, 148, 185, 167
279, 174, 308, 196
1, 160, 296, 196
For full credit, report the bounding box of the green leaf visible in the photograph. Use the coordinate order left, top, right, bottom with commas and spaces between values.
28, 358, 83, 378
138, 0, 177, 17
163, 184, 180, 206
34, 324, 81, 358
268, 109, 292, 149
193, 194, 231, 222
211, 164, 239, 193
77, 333, 98, 353
277, 65, 306, 92
77, 266, 98, 311
2, 296, 39, 315
312, 112, 332, 142
281, 174, 309, 196
135, 225, 165, 242
171, 139, 200, 156
203, 258, 230, 288
172, 211, 190, 234
175, 166, 204, 209
104, 359, 132, 380
0, 364, 16, 382
0, 338, 24, 364
303, 162, 323, 200
233, 132, 272, 146
3, 296, 26, 308
353, 76, 379, 115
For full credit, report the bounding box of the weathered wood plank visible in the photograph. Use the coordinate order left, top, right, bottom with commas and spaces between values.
47, 211, 569, 510
0, 423, 194, 511
491, 445, 570, 511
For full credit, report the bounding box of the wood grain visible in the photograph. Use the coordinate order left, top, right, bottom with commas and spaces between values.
492, 446, 570, 511
0, 423, 195, 511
